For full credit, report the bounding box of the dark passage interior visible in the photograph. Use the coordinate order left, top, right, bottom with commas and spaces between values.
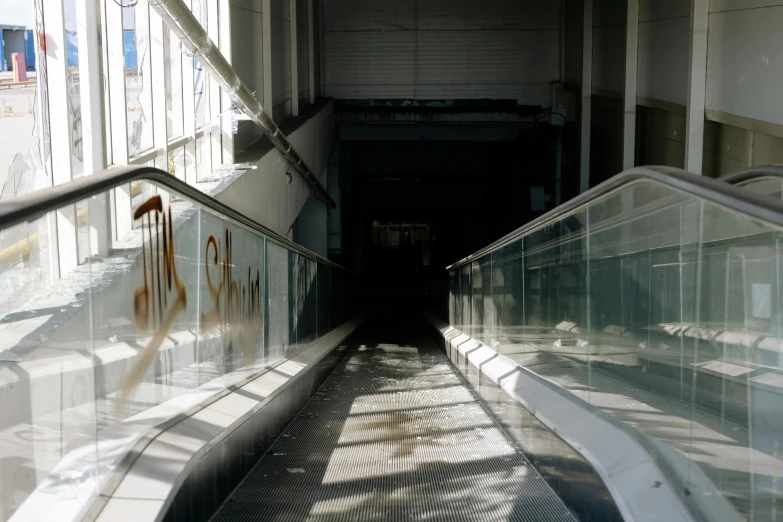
329, 111, 578, 311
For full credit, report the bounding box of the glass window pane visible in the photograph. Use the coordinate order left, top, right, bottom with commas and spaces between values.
164, 27, 184, 139
196, 134, 211, 181
492, 240, 524, 356
0, 7, 49, 204
317, 263, 329, 337
124, 4, 154, 156
267, 241, 290, 362
0, 203, 95, 520
194, 58, 208, 129
290, 253, 317, 348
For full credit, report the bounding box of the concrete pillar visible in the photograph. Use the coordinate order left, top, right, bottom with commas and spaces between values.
623, 0, 639, 171
290, 0, 299, 116
685, 0, 709, 174
263, 0, 274, 120
579, 0, 593, 193
308, 0, 316, 104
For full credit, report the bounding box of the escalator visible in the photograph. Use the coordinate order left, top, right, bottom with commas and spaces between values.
722, 165, 783, 200
446, 165, 783, 522
211, 315, 580, 522
1, 165, 783, 522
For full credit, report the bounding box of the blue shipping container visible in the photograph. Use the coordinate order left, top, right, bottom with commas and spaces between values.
65, 31, 78, 67
124, 30, 138, 69
25, 30, 35, 70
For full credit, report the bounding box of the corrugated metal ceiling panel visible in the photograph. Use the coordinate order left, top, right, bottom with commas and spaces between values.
323, 0, 561, 104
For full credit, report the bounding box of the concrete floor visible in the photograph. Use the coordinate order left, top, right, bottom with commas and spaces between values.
0, 85, 37, 192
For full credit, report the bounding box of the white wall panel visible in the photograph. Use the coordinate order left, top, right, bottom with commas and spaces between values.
637, 16, 689, 105
324, 0, 416, 31
707, 6, 783, 125
322, 0, 560, 104
324, 31, 416, 98
710, 0, 783, 12
416, 1, 560, 29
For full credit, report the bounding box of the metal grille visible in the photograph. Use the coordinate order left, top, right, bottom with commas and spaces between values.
213, 326, 575, 522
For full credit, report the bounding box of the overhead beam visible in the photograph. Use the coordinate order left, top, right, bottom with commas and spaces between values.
579, 0, 593, 193
623, 0, 639, 171
685, 0, 709, 174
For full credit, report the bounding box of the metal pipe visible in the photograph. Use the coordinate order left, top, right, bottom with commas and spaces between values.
148, 0, 336, 208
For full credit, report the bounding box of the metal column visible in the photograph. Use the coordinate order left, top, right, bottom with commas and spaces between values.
685, 0, 709, 174
579, 0, 593, 193
622, 0, 639, 171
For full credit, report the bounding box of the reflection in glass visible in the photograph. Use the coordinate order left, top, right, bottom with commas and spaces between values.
0, 1, 49, 205
196, 134, 211, 181
449, 180, 783, 520
124, 4, 154, 156
165, 26, 184, 139
736, 177, 783, 201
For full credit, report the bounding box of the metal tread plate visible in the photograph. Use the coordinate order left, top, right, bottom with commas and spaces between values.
212, 326, 576, 522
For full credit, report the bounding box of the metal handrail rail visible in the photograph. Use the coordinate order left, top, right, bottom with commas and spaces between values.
446, 165, 783, 270
720, 164, 783, 185
0, 165, 348, 271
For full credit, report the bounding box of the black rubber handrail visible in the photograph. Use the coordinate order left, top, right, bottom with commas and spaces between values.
447, 165, 783, 270
720, 164, 783, 185
0, 165, 347, 271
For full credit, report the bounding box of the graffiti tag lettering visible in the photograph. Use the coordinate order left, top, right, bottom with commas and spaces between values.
201, 229, 264, 365
122, 196, 265, 402
122, 195, 187, 400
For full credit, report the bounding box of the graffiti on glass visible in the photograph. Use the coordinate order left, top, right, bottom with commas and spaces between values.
122, 195, 187, 400
122, 196, 265, 402
201, 228, 264, 365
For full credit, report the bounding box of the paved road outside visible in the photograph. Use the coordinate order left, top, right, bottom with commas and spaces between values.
0, 85, 38, 194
